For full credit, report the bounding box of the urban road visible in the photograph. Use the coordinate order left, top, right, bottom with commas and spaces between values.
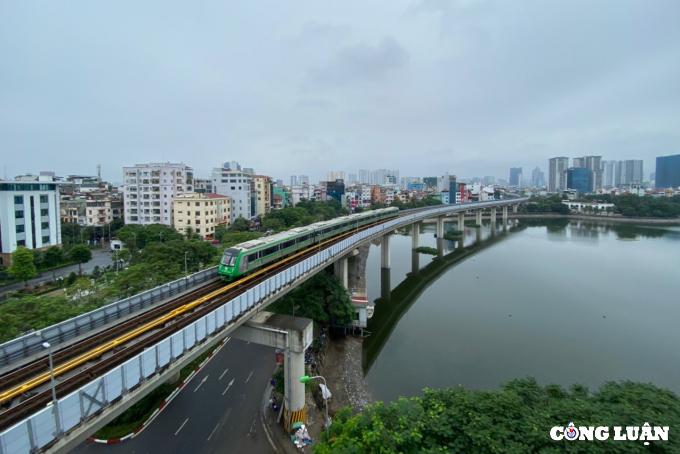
74, 339, 276, 454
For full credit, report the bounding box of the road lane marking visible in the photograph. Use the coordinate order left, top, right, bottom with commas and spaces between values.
207, 422, 220, 441
245, 370, 254, 383
174, 418, 189, 436
222, 378, 235, 396
193, 374, 209, 392
225, 337, 231, 344
219, 368, 229, 380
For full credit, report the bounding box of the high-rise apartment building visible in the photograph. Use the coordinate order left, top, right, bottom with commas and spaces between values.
531, 167, 545, 187
603, 160, 616, 188
0, 180, 61, 266
211, 162, 252, 221
655, 154, 680, 188
509, 167, 523, 187
548, 157, 569, 192
358, 169, 370, 185
123, 162, 193, 226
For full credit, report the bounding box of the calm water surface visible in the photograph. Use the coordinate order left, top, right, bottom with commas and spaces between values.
362, 219, 680, 402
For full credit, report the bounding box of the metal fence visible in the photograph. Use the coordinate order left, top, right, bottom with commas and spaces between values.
0, 267, 219, 368
0, 198, 525, 453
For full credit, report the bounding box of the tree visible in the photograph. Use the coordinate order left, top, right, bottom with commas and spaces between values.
229, 216, 251, 232
316, 378, 680, 453
43, 246, 65, 268
9, 247, 37, 286
69, 244, 92, 275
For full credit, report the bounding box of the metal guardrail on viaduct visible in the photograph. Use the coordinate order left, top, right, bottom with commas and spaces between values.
0, 197, 527, 453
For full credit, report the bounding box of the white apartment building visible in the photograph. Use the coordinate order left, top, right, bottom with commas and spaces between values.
123, 163, 193, 226
211, 162, 252, 221
0, 181, 61, 266
172, 193, 232, 239
291, 184, 313, 206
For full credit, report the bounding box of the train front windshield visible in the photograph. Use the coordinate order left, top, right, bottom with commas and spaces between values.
221, 248, 239, 267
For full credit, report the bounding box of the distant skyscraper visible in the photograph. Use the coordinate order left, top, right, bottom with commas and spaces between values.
566, 167, 593, 194
548, 157, 569, 192
620, 160, 643, 186
358, 169, 370, 184
531, 167, 545, 187
327, 171, 345, 182
655, 154, 680, 188
482, 176, 495, 186
290, 175, 298, 187
509, 167, 522, 187
571, 156, 602, 190
603, 160, 616, 188
573, 157, 585, 168
347, 173, 357, 185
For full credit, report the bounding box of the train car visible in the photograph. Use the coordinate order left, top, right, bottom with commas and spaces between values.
218, 207, 398, 280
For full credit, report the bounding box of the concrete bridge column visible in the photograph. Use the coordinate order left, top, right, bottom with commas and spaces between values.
513, 204, 518, 213
436, 216, 444, 239
457, 212, 464, 231
232, 313, 313, 432
476, 210, 483, 226
502, 206, 508, 224
490, 208, 497, 225
411, 222, 420, 249
381, 235, 390, 269
333, 256, 348, 290
347, 244, 369, 294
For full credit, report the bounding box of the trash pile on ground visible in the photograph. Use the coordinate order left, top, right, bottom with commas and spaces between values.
291, 422, 312, 450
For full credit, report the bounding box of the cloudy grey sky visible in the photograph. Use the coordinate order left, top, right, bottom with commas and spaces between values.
1, 0, 679, 183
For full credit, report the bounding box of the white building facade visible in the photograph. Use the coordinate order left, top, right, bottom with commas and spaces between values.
0, 181, 61, 266
123, 163, 193, 226
211, 162, 252, 221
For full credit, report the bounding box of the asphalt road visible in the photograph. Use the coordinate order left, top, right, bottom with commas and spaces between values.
74, 339, 277, 454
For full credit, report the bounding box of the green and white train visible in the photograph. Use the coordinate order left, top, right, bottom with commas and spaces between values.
218, 207, 399, 280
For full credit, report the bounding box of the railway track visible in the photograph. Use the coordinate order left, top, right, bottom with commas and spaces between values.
0, 280, 224, 398
0, 217, 391, 430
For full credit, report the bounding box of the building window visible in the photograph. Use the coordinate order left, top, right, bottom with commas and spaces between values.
40, 195, 48, 203
15, 210, 24, 219
41, 221, 49, 229
14, 195, 24, 204
17, 240, 25, 246
41, 209, 48, 216
42, 235, 50, 243
16, 225, 25, 233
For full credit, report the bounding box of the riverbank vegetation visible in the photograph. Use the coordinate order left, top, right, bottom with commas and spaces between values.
316, 378, 680, 453
260, 200, 348, 232
526, 194, 680, 218
414, 246, 437, 255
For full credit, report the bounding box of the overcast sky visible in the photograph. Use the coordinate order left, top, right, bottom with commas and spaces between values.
1, 0, 679, 183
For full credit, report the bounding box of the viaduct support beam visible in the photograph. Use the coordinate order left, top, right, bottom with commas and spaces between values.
381, 235, 390, 269
333, 256, 348, 290
476, 210, 483, 226
490, 208, 497, 225
513, 204, 518, 213
458, 212, 464, 231
232, 312, 313, 431
502, 206, 508, 224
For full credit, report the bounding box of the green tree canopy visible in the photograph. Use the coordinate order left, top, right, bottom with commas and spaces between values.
9, 247, 38, 286
317, 378, 680, 453
269, 272, 354, 326
229, 216, 251, 232
68, 244, 92, 275
43, 246, 65, 268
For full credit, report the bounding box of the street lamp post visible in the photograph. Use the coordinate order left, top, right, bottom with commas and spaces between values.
42, 341, 62, 436
299, 375, 331, 429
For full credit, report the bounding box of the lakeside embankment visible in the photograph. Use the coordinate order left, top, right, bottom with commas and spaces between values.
513, 213, 680, 225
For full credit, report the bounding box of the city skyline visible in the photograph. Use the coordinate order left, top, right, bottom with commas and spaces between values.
2, 1, 679, 183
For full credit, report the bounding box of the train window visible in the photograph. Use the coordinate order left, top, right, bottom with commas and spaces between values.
221, 248, 240, 266
263, 246, 279, 256
283, 240, 295, 249
247, 253, 258, 262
